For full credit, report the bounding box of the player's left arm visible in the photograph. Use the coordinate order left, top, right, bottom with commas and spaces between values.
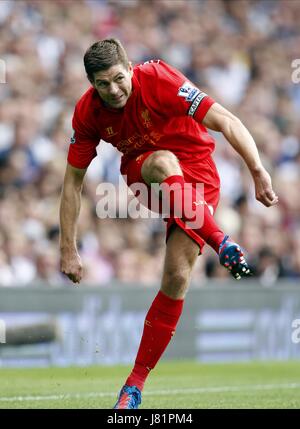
202, 102, 279, 208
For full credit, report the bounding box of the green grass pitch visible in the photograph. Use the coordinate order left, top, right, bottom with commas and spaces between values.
1, 360, 300, 409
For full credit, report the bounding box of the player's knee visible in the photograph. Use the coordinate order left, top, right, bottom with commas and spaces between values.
162, 269, 190, 299
148, 150, 179, 173
163, 268, 190, 289
142, 150, 182, 184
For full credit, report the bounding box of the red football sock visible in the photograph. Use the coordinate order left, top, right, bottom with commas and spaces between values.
161, 175, 224, 253
125, 291, 184, 391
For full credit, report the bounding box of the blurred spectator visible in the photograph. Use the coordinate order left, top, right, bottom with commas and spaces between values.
0, 0, 300, 287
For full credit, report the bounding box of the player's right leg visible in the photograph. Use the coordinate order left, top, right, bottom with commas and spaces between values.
140, 150, 252, 279
218, 235, 251, 280
141, 150, 225, 250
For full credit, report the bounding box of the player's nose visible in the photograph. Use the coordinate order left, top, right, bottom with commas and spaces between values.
109, 83, 119, 95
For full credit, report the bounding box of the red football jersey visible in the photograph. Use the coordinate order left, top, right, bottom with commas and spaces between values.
67, 60, 216, 171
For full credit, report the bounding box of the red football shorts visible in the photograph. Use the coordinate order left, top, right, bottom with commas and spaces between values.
121, 151, 221, 253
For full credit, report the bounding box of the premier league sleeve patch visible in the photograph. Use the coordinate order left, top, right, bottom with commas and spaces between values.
70, 129, 76, 144
177, 81, 200, 101
177, 81, 207, 117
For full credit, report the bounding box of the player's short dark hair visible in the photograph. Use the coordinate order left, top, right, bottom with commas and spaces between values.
84, 38, 129, 82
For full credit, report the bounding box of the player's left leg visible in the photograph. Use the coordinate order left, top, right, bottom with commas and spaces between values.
113, 226, 199, 409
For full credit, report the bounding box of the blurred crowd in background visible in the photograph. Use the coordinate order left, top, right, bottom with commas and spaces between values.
0, 0, 300, 288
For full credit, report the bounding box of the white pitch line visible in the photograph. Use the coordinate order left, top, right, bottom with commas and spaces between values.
0, 383, 300, 403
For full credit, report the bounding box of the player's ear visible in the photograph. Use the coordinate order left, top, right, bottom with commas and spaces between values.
128, 61, 133, 76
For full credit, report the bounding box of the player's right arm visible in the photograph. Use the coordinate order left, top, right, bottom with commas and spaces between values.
60, 90, 101, 283
59, 163, 87, 284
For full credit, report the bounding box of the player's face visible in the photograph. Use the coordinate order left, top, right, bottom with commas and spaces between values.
92, 63, 133, 109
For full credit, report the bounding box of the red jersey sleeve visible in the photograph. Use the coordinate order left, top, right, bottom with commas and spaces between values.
140, 60, 215, 123
67, 104, 100, 169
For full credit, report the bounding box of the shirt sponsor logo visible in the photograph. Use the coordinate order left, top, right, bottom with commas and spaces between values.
188, 92, 207, 117
117, 130, 163, 155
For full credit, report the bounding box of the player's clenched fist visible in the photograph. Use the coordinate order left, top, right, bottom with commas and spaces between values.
253, 167, 279, 207
60, 251, 83, 284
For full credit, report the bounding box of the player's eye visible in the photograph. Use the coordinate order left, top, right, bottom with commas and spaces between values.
97, 82, 108, 88
116, 76, 124, 82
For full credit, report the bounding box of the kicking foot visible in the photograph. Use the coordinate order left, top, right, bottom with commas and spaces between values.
219, 235, 252, 280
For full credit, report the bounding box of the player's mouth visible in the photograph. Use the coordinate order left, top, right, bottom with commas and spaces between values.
111, 94, 124, 102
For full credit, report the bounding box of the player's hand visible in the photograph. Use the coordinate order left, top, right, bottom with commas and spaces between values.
60, 250, 83, 284
253, 168, 279, 207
